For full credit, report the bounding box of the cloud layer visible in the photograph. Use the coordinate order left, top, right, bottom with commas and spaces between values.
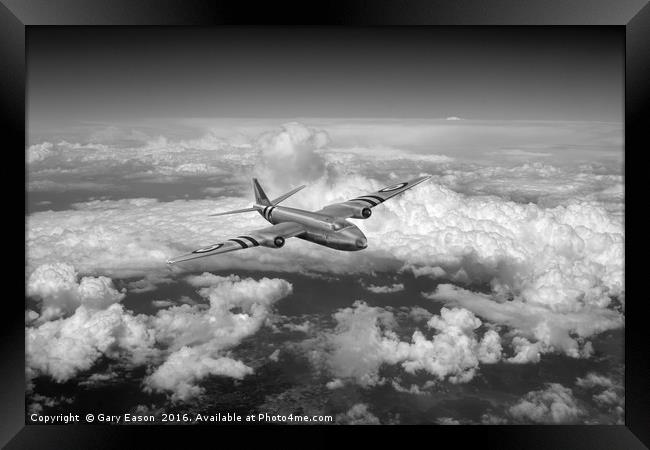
26, 120, 624, 420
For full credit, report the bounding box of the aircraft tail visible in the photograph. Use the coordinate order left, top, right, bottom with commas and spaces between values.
253, 178, 272, 206
209, 179, 305, 217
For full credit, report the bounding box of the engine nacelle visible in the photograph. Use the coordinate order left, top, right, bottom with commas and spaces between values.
350, 206, 372, 219
260, 236, 285, 248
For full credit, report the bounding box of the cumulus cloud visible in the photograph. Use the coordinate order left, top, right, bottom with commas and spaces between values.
335, 403, 380, 425
508, 383, 584, 424
27, 303, 155, 383
144, 347, 253, 401
26, 264, 293, 401
254, 122, 329, 192
426, 283, 622, 361
307, 302, 501, 388
575, 372, 624, 424
143, 274, 292, 400
27, 263, 125, 321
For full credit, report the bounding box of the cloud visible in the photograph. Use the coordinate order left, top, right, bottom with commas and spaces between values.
143, 274, 292, 400
575, 372, 624, 424
306, 302, 501, 387
27, 263, 125, 321
364, 283, 404, 294
326, 379, 344, 390
143, 347, 253, 401
508, 383, 584, 424
127, 274, 174, 294
26, 264, 293, 401
335, 403, 380, 425
254, 122, 329, 192
152, 300, 175, 308
27, 142, 55, 163
426, 284, 622, 360
26, 121, 623, 368
26, 303, 156, 384
435, 417, 461, 424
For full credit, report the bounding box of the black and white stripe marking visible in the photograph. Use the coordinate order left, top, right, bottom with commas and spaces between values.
265, 206, 276, 220
238, 236, 260, 247
351, 195, 385, 206
228, 238, 249, 249
193, 243, 224, 253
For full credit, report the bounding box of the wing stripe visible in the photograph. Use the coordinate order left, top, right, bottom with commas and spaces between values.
360, 195, 385, 203
228, 238, 248, 249
238, 236, 260, 246
351, 198, 378, 206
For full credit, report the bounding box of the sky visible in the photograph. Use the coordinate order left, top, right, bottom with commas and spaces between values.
27, 27, 623, 130
25, 27, 624, 425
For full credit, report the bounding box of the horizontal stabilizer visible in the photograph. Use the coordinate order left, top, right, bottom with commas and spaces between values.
209, 207, 257, 217
271, 185, 306, 205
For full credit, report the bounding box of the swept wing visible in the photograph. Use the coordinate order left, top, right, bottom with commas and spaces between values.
167, 221, 305, 265
316, 175, 431, 218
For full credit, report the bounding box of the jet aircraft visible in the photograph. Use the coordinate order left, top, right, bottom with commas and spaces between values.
167, 175, 431, 265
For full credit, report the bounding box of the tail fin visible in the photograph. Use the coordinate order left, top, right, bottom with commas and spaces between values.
253, 178, 271, 206
271, 184, 306, 205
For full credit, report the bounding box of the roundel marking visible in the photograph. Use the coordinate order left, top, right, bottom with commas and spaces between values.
193, 243, 224, 253
379, 182, 407, 192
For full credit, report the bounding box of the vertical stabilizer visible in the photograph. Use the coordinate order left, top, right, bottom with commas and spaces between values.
252, 178, 271, 206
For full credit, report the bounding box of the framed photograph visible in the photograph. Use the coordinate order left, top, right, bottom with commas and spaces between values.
2, 0, 648, 447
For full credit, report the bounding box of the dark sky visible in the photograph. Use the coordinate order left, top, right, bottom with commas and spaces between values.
27, 27, 623, 129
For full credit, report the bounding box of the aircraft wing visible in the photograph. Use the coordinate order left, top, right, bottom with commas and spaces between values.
167, 221, 306, 265
317, 175, 431, 218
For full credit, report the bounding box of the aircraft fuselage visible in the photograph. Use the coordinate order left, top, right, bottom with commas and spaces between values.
255, 204, 367, 251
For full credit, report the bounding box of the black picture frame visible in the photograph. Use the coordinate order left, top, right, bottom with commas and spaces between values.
2, 0, 648, 448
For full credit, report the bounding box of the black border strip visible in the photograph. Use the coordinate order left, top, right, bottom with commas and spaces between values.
4, 0, 648, 448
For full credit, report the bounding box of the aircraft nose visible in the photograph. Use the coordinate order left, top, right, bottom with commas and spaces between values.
356, 238, 367, 249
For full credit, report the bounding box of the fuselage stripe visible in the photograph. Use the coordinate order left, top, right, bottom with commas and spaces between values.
228, 239, 248, 249
238, 236, 260, 246
263, 206, 270, 219
267, 206, 276, 220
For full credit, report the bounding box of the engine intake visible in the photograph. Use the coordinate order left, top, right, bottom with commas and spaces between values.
273, 236, 285, 248
348, 205, 372, 219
